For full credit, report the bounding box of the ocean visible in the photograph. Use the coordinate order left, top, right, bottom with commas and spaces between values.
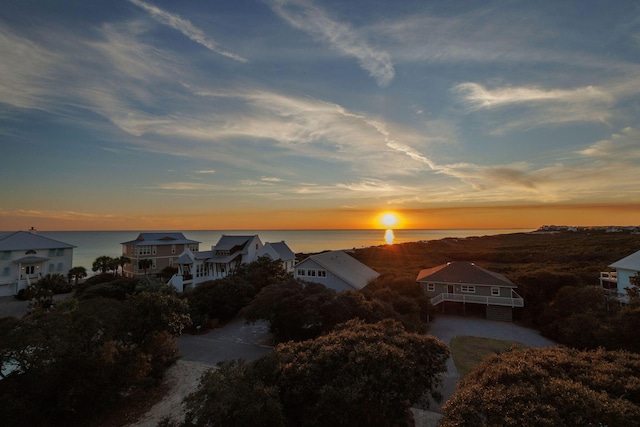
36, 229, 533, 272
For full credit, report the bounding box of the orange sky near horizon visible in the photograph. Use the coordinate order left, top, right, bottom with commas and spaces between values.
2, 203, 638, 231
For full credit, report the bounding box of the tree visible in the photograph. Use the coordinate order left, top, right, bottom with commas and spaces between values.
440, 346, 640, 427
67, 266, 87, 285
625, 272, 640, 303
183, 360, 284, 427
92, 255, 115, 275
115, 256, 131, 276
138, 258, 153, 275
182, 319, 449, 427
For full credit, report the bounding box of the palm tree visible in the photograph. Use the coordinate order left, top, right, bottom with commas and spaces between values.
68, 266, 87, 285
138, 258, 153, 276
116, 256, 131, 277
92, 256, 114, 274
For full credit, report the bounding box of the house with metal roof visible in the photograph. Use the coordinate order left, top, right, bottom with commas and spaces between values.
293, 250, 379, 292
0, 230, 75, 296
169, 235, 294, 292
599, 249, 640, 302
257, 241, 296, 272
417, 261, 524, 322
120, 232, 200, 278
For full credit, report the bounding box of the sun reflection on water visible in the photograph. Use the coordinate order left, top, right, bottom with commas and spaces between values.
384, 229, 395, 245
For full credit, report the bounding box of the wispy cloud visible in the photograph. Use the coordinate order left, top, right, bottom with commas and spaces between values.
453, 83, 613, 110
267, 0, 394, 86
128, 0, 247, 62
196, 170, 216, 174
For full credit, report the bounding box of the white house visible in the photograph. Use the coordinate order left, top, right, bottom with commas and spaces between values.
0, 230, 75, 297
600, 249, 640, 302
169, 235, 295, 292
294, 250, 379, 292
257, 241, 296, 273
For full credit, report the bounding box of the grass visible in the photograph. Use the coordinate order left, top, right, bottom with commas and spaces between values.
449, 335, 521, 378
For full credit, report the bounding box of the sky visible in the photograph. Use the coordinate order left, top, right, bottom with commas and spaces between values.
1, 0, 639, 231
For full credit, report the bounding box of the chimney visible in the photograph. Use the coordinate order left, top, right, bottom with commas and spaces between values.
29, 227, 37, 234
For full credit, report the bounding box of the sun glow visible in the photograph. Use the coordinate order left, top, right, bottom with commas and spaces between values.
379, 212, 399, 228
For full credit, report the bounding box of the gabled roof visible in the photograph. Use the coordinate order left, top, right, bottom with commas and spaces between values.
300, 250, 379, 290
120, 232, 200, 246
0, 231, 75, 251
214, 235, 257, 251
610, 249, 640, 271
258, 241, 295, 260
416, 261, 516, 288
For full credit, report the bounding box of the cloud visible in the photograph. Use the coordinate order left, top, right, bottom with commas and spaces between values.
453, 83, 613, 110
579, 127, 640, 159
196, 170, 216, 174
267, 0, 394, 86
261, 176, 284, 182
128, 0, 247, 62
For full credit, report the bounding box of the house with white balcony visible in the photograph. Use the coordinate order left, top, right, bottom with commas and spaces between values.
600, 249, 640, 302
0, 230, 75, 297
169, 235, 295, 292
417, 261, 524, 322
121, 232, 200, 278
294, 250, 380, 292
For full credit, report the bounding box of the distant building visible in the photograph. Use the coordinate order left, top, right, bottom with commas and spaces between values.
121, 232, 200, 278
0, 229, 75, 297
417, 261, 524, 322
168, 235, 295, 292
294, 250, 380, 292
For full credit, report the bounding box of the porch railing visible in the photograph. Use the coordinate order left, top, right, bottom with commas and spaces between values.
431, 290, 524, 307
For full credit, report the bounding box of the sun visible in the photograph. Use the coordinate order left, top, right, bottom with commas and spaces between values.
379, 212, 399, 228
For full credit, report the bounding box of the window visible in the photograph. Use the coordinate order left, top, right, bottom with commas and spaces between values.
25, 250, 36, 255
317, 269, 327, 278
49, 249, 56, 257
491, 287, 500, 296
427, 283, 435, 292
2, 267, 9, 276
169, 258, 173, 266
49, 264, 55, 273
461, 285, 476, 293
189, 244, 199, 252
1, 251, 10, 260
138, 246, 152, 255
297, 268, 306, 276
25, 266, 35, 275
57, 248, 64, 256
152, 246, 157, 255
307, 269, 316, 277
171, 245, 176, 254
57, 263, 63, 272
196, 264, 206, 278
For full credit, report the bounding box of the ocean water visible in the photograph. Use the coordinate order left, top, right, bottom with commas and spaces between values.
36, 229, 532, 271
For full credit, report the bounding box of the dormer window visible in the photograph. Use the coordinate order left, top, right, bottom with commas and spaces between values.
25, 250, 36, 255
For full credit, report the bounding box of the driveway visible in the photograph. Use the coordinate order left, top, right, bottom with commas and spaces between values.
178, 318, 274, 366
425, 315, 557, 413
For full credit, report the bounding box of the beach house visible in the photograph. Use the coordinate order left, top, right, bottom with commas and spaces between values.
294, 250, 380, 292
417, 261, 524, 322
600, 249, 640, 302
120, 232, 200, 278
169, 235, 295, 292
0, 229, 75, 297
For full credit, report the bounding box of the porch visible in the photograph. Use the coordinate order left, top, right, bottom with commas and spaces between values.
430, 290, 524, 308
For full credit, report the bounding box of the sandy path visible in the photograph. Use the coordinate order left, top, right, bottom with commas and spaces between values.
126, 360, 211, 427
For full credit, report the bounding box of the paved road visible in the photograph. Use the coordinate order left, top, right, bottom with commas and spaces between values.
0, 294, 73, 318
425, 314, 557, 413
178, 318, 274, 366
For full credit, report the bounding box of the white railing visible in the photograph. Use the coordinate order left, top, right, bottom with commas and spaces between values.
430, 291, 524, 308
600, 272, 617, 282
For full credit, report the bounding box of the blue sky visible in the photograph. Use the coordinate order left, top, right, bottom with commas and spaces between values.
1, 0, 639, 230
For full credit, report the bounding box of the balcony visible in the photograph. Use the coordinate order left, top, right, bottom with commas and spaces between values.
430, 290, 524, 308
600, 271, 617, 283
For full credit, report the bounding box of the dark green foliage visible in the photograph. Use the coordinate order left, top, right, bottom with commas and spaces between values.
183, 360, 284, 427
183, 257, 290, 329
440, 347, 640, 427
182, 320, 449, 427
242, 279, 403, 342
0, 289, 191, 426
75, 276, 137, 300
